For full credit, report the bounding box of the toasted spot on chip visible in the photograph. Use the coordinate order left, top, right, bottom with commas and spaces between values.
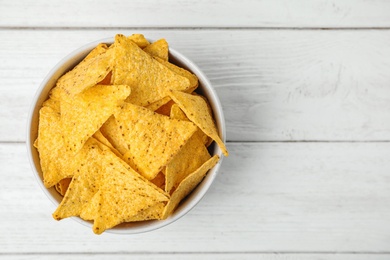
112, 34, 190, 106
143, 38, 169, 61
169, 90, 228, 156
115, 102, 197, 180
61, 84, 130, 155
57, 47, 114, 96
162, 155, 219, 219
154, 56, 198, 93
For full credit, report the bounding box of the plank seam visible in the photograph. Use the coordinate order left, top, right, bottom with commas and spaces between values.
1, 252, 390, 255
1, 26, 390, 31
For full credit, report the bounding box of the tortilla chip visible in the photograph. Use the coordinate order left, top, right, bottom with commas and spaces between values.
80, 149, 169, 234
115, 102, 197, 180
61, 84, 130, 154
112, 34, 190, 106
162, 155, 219, 219
84, 43, 108, 61
99, 116, 129, 155
165, 106, 211, 194
169, 90, 228, 156
154, 56, 198, 93
52, 138, 108, 220
36, 106, 72, 187
93, 129, 122, 158
128, 34, 150, 48
170, 104, 209, 145
143, 38, 169, 61
57, 47, 114, 97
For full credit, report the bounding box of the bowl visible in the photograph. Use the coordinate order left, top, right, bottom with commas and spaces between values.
26, 36, 226, 234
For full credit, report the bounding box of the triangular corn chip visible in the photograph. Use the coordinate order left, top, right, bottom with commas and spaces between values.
169, 90, 228, 156
154, 56, 198, 93
128, 34, 150, 48
112, 34, 190, 106
162, 155, 219, 219
80, 150, 169, 234
165, 106, 211, 194
100, 116, 129, 156
143, 38, 169, 61
36, 106, 73, 187
57, 47, 113, 96
115, 102, 197, 180
61, 84, 130, 154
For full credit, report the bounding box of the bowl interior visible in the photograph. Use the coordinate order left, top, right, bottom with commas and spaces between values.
26, 37, 226, 234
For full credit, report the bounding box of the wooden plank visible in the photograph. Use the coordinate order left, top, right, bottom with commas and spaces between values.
2, 253, 390, 260
2, 142, 390, 253
2, 29, 390, 142
1, 0, 390, 28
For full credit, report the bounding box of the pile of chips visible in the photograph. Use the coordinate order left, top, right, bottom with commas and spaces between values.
34, 34, 228, 234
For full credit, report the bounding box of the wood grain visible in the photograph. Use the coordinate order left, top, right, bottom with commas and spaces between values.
1, 0, 390, 28
2, 143, 389, 253
2, 29, 390, 142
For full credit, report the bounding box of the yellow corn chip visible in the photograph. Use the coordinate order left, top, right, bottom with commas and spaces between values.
80, 150, 169, 234
93, 129, 122, 158
143, 38, 169, 61
165, 106, 211, 194
169, 90, 228, 156
57, 47, 114, 97
170, 104, 209, 145
128, 34, 150, 48
100, 116, 130, 156
53, 138, 108, 220
112, 34, 190, 106
84, 43, 108, 61
36, 106, 73, 188
61, 84, 130, 154
127, 202, 166, 222
115, 102, 197, 180
154, 56, 199, 93
162, 155, 219, 219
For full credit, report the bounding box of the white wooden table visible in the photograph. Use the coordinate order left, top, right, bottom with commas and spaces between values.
1, 1, 390, 259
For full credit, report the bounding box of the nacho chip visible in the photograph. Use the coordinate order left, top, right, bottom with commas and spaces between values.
84, 43, 108, 61
93, 129, 122, 158
100, 116, 129, 155
36, 106, 73, 188
154, 56, 198, 93
80, 150, 169, 234
115, 102, 197, 180
165, 106, 211, 194
169, 90, 228, 156
112, 34, 190, 106
170, 104, 209, 145
61, 84, 130, 154
162, 155, 219, 219
57, 47, 114, 97
53, 138, 108, 220
143, 38, 169, 61
128, 34, 150, 48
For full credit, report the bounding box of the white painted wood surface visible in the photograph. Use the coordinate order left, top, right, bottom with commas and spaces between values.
1, 1, 390, 259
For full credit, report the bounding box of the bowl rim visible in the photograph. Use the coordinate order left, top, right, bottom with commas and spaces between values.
26, 36, 226, 234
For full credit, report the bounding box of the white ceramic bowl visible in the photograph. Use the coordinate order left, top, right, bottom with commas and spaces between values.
26, 37, 226, 234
